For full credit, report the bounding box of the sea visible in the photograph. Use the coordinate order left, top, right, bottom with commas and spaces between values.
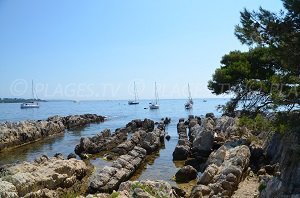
0, 98, 228, 187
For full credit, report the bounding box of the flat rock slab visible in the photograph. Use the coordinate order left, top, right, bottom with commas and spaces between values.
0, 155, 89, 197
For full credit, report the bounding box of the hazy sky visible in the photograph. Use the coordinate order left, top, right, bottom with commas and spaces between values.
0, 0, 283, 100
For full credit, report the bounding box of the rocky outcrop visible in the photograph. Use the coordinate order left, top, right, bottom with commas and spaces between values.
88, 146, 147, 193
112, 128, 164, 155
173, 119, 191, 160
89, 125, 165, 193
0, 120, 65, 151
82, 180, 179, 198
190, 117, 215, 158
75, 119, 157, 157
0, 114, 105, 152
75, 128, 128, 156
175, 165, 197, 183
0, 154, 90, 197
125, 119, 155, 133
260, 132, 300, 197
48, 114, 105, 129
194, 145, 251, 197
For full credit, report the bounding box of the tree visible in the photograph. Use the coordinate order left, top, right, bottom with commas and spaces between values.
209, 0, 300, 115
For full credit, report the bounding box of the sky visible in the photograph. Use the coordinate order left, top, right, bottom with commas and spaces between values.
0, 0, 284, 100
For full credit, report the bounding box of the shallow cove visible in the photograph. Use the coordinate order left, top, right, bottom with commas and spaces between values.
0, 99, 226, 193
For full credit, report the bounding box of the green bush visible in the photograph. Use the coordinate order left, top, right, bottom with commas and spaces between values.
238, 114, 274, 133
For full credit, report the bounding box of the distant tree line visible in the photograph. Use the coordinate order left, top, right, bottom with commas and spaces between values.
0, 98, 46, 103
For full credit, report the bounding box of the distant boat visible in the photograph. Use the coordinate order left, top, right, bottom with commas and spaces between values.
203, 99, 207, 102
21, 80, 39, 109
185, 83, 193, 109
149, 82, 159, 109
128, 82, 139, 105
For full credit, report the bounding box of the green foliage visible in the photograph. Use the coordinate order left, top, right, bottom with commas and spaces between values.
61, 192, 79, 198
258, 183, 267, 192
238, 114, 274, 133
131, 182, 168, 198
208, 0, 300, 115
110, 191, 120, 198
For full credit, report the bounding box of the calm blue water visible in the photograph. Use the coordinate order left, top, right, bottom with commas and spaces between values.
0, 99, 227, 183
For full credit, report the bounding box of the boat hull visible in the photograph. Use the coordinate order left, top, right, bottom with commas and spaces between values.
185, 102, 193, 109
149, 104, 159, 109
128, 101, 139, 105
21, 102, 39, 109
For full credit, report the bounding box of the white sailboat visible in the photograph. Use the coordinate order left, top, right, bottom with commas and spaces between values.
21, 80, 40, 109
128, 82, 139, 105
185, 83, 193, 109
149, 82, 159, 109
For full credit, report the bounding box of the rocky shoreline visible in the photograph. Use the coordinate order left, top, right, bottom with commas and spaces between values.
0, 114, 298, 197
0, 114, 105, 151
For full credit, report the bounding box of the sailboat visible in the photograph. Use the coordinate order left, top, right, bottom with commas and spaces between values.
20, 80, 40, 109
128, 82, 139, 105
149, 82, 159, 109
185, 83, 193, 109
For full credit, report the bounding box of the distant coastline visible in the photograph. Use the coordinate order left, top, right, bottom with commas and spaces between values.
0, 98, 47, 103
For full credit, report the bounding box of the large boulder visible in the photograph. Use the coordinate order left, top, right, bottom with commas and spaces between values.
260, 132, 300, 197
175, 165, 197, 183
173, 145, 190, 161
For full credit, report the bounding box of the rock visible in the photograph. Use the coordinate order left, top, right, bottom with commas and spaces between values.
166, 135, 171, 141
89, 147, 147, 193
103, 153, 113, 161
173, 120, 191, 161
54, 153, 64, 160
197, 145, 251, 196
191, 184, 211, 197
260, 132, 300, 197
172, 186, 186, 197
67, 153, 77, 159
142, 118, 154, 132
61, 114, 105, 129
205, 113, 215, 119
198, 164, 219, 185
175, 165, 197, 183
0, 156, 89, 197
192, 125, 214, 157
258, 168, 266, 176
0, 120, 65, 152
75, 128, 127, 156
185, 157, 207, 171
173, 145, 190, 161
0, 179, 18, 198
118, 180, 178, 198
0, 114, 105, 152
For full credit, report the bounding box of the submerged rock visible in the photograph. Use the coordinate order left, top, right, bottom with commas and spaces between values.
175, 165, 197, 183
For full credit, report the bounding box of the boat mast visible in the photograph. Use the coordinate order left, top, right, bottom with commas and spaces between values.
134, 81, 138, 102
155, 82, 159, 104
32, 80, 34, 100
